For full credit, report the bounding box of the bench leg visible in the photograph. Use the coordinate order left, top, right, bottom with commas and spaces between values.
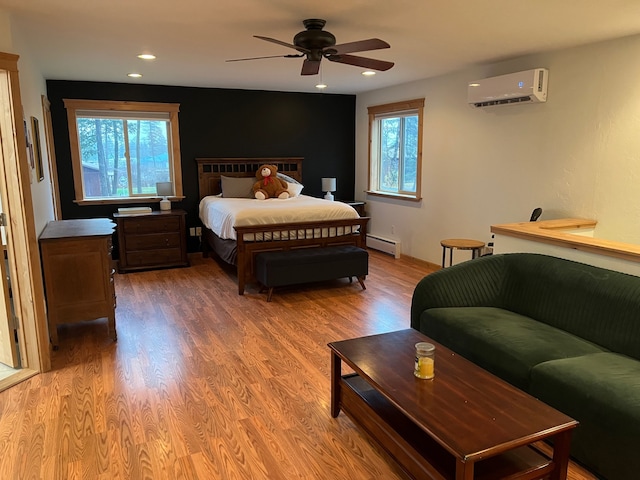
267, 287, 274, 302
357, 276, 366, 290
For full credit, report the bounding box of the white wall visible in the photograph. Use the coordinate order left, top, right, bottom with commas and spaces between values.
493, 234, 640, 277
356, 34, 640, 266
0, 10, 11, 50
0, 9, 55, 235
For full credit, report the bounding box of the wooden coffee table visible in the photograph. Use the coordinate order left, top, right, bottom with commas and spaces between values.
328, 329, 578, 480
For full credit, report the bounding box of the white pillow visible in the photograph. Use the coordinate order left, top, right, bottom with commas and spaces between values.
287, 182, 304, 197
277, 172, 301, 185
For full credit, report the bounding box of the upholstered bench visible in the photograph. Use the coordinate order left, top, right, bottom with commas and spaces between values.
255, 245, 368, 301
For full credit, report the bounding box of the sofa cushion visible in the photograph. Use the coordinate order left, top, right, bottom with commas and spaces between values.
498, 254, 640, 361
530, 353, 640, 480
419, 306, 606, 390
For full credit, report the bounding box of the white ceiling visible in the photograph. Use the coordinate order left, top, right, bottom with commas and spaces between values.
3, 0, 640, 95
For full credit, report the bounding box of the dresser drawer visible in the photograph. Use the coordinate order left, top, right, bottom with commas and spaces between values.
126, 248, 184, 267
114, 210, 189, 272
122, 216, 180, 234
125, 232, 181, 251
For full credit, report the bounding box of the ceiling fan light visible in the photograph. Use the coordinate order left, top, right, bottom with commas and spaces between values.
362, 70, 376, 76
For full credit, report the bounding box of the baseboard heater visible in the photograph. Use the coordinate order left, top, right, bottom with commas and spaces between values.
366, 234, 401, 259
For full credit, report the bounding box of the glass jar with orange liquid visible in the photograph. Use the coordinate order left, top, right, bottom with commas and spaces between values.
414, 342, 435, 379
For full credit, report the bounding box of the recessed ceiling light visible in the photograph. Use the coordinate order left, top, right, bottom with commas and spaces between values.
469, 83, 480, 87
137, 54, 156, 60
128, 73, 143, 78
315, 83, 327, 90
362, 71, 376, 76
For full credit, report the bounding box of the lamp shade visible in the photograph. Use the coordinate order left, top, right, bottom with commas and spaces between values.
321, 178, 336, 192
156, 181, 173, 197
156, 182, 173, 210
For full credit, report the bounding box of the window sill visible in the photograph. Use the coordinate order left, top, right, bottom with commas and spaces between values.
75, 196, 185, 206
365, 190, 422, 202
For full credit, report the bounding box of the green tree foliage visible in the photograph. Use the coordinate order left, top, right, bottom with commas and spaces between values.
77, 117, 170, 198
379, 114, 418, 193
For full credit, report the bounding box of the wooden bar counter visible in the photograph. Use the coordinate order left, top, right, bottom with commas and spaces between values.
491, 218, 640, 265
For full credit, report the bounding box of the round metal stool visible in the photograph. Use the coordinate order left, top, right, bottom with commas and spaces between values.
440, 238, 485, 267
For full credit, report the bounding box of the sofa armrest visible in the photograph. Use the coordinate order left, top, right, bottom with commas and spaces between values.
410, 255, 507, 330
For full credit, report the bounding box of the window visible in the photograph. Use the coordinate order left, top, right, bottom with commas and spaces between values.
367, 98, 424, 201
64, 99, 183, 204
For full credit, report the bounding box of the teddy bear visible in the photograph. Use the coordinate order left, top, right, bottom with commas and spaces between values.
253, 164, 289, 200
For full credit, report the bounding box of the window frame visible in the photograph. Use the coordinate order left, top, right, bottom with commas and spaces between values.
367, 98, 424, 201
63, 99, 183, 205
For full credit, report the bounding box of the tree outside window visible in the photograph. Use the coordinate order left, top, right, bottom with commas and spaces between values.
368, 98, 424, 201
64, 100, 183, 205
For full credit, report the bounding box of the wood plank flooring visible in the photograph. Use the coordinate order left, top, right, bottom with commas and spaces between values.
0, 251, 596, 479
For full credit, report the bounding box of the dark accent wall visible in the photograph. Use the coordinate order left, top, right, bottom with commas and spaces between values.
45, 80, 356, 252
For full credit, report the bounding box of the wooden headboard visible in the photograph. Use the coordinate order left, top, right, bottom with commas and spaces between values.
196, 157, 304, 199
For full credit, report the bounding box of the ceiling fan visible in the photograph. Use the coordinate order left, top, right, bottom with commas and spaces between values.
227, 19, 394, 76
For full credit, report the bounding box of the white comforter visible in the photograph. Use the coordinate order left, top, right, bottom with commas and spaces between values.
199, 194, 360, 240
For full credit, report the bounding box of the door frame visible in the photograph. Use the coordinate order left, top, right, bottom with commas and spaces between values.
0, 52, 50, 389
41, 95, 61, 220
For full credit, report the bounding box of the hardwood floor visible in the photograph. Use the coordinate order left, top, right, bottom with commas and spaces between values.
0, 250, 596, 479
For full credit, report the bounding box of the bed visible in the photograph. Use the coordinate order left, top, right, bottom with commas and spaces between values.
197, 157, 370, 294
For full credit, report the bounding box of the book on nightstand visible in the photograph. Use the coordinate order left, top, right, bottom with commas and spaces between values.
117, 206, 152, 215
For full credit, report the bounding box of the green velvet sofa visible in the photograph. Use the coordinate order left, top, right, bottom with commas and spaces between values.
410, 253, 640, 480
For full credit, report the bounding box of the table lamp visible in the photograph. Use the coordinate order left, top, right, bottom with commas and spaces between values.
322, 177, 336, 201
156, 181, 173, 210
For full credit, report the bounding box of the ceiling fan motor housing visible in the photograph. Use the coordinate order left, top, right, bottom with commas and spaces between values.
294, 19, 336, 61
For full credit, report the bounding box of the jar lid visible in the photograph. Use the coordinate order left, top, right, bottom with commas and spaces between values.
415, 342, 435, 353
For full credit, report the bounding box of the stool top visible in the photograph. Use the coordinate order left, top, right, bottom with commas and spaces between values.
440, 238, 485, 249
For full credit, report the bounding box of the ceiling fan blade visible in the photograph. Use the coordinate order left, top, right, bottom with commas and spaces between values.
301, 59, 321, 76
327, 54, 394, 71
332, 38, 390, 55
254, 35, 308, 53
226, 54, 304, 62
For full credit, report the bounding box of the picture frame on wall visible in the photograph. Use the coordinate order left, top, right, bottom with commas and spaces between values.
23, 114, 34, 183
31, 116, 44, 182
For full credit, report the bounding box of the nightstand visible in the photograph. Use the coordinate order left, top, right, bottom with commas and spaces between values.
342, 201, 366, 217
114, 209, 189, 273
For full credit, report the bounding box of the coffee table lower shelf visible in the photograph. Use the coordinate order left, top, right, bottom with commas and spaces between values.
340, 374, 555, 480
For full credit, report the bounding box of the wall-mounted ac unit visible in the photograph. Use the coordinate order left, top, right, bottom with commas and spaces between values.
468, 68, 548, 108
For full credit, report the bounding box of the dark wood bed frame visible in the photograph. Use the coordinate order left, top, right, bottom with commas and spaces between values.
196, 157, 370, 295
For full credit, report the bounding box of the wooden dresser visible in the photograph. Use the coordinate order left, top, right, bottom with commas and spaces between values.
39, 218, 117, 349
114, 209, 189, 273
